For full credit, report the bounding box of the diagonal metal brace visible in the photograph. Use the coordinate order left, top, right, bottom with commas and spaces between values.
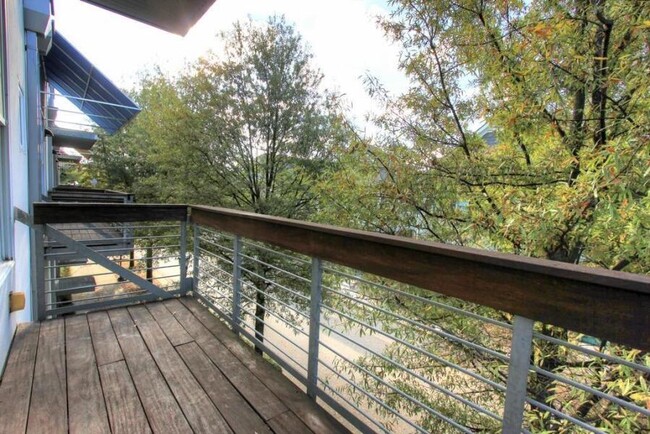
45, 225, 170, 299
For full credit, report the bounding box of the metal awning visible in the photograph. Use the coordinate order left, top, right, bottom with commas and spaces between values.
81, 0, 216, 36
44, 32, 140, 134
51, 127, 98, 151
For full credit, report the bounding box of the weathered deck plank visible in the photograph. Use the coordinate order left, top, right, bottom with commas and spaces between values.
268, 411, 314, 434
88, 311, 123, 366
65, 315, 111, 434
0, 323, 40, 434
1, 299, 348, 434
176, 341, 273, 434
27, 319, 67, 434
108, 308, 192, 434
180, 297, 347, 434
164, 299, 289, 421
127, 305, 232, 434
145, 302, 193, 346
99, 360, 152, 434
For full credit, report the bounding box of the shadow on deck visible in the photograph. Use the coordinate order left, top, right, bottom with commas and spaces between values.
0, 297, 349, 434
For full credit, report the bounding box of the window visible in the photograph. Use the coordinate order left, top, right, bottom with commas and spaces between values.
0, 0, 11, 260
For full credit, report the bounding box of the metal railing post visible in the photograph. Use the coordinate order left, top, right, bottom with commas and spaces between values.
307, 257, 323, 400
179, 220, 189, 294
33, 224, 46, 320
503, 315, 534, 433
231, 235, 242, 333
192, 223, 200, 293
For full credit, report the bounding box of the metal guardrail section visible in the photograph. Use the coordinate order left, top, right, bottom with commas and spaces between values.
31, 203, 650, 433
32, 204, 190, 318
190, 205, 650, 434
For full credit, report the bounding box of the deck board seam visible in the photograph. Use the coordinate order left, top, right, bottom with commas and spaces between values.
158, 301, 279, 432
25, 324, 42, 434
102, 309, 154, 432
178, 297, 349, 433
125, 307, 194, 431
91, 313, 127, 434
174, 299, 307, 424
165, 299, 289, 423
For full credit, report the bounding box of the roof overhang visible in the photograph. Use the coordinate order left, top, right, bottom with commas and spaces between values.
44, 32, 141, 134
81, 0, 217, 36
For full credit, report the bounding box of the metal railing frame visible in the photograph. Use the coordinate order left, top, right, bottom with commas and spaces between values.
31, 202, 650, 433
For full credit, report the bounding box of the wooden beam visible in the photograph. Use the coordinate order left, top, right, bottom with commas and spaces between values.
190, 205, 650, 352
33, 203, 188, 224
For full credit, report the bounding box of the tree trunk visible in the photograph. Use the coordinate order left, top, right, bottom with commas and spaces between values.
146, 246, 153, 283
254, 287, 266, 355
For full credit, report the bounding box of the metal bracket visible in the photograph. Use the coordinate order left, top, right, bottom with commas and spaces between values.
14, 207, 32, 226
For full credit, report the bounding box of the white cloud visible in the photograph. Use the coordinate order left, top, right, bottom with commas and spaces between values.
54, 0, 407, 125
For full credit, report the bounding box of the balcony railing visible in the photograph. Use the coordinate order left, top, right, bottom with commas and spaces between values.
32, 202, 650, 434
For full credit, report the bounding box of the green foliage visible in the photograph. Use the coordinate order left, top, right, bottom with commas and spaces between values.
316, 0, 650, 431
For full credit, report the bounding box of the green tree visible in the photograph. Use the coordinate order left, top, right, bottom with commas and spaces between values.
317, 0, 650, 431
89, 16, 348, 354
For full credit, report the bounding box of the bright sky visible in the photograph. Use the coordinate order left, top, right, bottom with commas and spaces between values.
54, 0, 407, 127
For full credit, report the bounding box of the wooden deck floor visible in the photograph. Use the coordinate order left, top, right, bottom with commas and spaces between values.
0, 297, 349, 434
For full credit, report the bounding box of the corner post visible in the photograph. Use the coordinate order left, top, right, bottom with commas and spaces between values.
231, 235, 242, 333
192, 223, 200, 293
179, 219, 189, 294
307, 257, 323, 400
33, 224, 46, 320
503, 315, 534, 433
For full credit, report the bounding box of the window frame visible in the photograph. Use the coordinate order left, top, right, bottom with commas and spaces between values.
0, 0, 12, 261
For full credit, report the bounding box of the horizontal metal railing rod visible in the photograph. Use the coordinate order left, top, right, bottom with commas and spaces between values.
199, 277, 230, 298
45, 271, 115, 282
199, 237, 235, 253
199, 292, 311, 389
45, 280, 134, 294
198, 247, 234, 265
43, 254, 184, 270
238, 252, 312, 284
198, 261, 233, 280
238, 265, 311, 303
316, 378, 390, 434
319, 319, 507, 394
321, 291, 510, 362
46, 290, 148, 307
320, 339, 488, 433
325, 266, 513, 330
531, 333, 650, 374
316, 354, 434, 434
191, 205, 650, 351
319, 321, 505, 420
112, 224, 181, 230
530, 366, 650, 416
236, 313, 309, 361
241, 284, 309, 334
197, 273, 234, 294
45, 293, 165, 316
241, 238, 312, 266
525, 398, 604, 433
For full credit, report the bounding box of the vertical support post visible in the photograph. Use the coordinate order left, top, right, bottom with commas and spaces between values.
179, 220, 189, 293
33, 225, 46, 321
192, 223, 200, 293
503, 315, 534, 434
231, 235, 242, 333
307, 257, 323, 400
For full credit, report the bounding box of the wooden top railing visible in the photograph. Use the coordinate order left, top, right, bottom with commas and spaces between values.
32, 202, 650, 351
191, 205, 650, 352
33, 203, 188, 224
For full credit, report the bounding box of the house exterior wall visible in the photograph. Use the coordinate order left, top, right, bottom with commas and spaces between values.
0, 0, 32, 372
